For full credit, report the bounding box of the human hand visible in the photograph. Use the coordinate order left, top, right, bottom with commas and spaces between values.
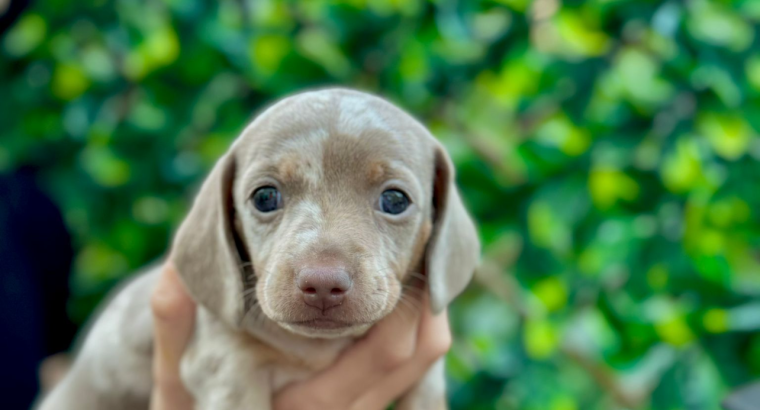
149, 262, 196, 410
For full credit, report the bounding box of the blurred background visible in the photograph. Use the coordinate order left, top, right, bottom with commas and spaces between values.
1, 0, 760, 409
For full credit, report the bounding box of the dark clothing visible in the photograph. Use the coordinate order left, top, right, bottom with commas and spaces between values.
0, 170, 75, 410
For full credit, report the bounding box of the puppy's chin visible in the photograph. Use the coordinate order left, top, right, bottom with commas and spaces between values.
278, 321, 373, 339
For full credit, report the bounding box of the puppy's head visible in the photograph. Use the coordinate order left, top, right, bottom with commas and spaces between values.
172, 89, 479, 338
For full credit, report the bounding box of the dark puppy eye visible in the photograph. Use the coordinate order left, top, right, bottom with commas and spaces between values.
379, 189, 410, 215
252, 186, 281, 213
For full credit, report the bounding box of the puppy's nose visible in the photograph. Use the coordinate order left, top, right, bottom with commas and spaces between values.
297, 267, 352, 311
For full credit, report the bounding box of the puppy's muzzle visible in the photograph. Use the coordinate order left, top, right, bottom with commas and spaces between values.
296, 266, 353, 312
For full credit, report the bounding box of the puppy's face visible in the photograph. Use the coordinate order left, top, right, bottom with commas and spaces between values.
173, 89, 479, 340
234, 94, 434, 338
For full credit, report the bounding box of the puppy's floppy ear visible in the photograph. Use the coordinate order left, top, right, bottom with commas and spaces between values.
171, 151, 247, 327
426, 142, 481, 313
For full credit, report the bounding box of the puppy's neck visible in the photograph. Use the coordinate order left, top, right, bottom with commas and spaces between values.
238, 310, 356, 370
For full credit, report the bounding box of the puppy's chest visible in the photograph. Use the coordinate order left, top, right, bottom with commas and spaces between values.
256, 338, 351, 392
188, 311, 353, 394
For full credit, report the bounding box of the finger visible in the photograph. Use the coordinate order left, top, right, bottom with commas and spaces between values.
273, 293, 424, 410
38, 353, 71, 393
351, 300, 451, 410
150, 263, 196, 410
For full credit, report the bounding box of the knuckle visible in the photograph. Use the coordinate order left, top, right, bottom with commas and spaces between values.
150, 263, 195, 322
426, 335, 452, 359
150, 286, 193, 322
150, 291, 177, 321
377, 347, 412, 370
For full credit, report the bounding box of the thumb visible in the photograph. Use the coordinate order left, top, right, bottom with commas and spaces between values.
150, 263, 196, 410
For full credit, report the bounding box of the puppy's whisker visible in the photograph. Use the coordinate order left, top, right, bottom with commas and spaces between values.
395, 296, 420, 321
401, 285, 425, 298
400, 292, 423, 309
407, 272, 428, 282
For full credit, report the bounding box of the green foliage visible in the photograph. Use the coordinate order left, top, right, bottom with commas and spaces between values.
2, 0, 760, 408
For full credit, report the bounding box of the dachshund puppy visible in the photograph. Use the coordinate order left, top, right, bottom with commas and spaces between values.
38, 88, 480, 410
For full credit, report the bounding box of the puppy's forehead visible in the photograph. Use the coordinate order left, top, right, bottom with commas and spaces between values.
238, 89, 431, 183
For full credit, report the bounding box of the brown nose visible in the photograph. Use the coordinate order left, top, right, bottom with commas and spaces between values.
296, 267, 352, 311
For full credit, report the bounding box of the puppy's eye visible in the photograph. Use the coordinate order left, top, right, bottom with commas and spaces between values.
252, 186, 281, 213
379, 189, 410, 215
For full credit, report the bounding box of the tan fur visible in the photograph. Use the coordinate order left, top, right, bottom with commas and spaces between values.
367, 161, 387, 184
37, 88, 480, 410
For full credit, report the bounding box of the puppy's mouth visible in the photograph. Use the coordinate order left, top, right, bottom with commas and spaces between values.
278, 315, 378, 339
287, 318, 357, 330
